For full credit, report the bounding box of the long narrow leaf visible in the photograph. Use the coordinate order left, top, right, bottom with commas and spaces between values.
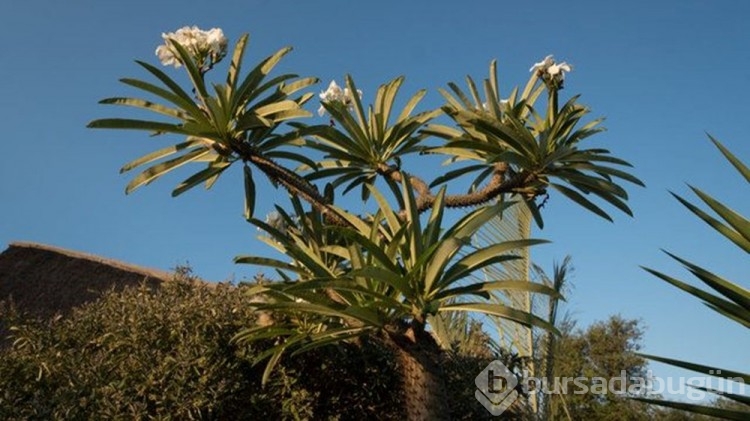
172, 160, 231, 196
125, 148, 209, 194
243, 165, 256, 220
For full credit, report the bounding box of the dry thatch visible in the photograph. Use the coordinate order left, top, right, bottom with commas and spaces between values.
0, 241, 173, 321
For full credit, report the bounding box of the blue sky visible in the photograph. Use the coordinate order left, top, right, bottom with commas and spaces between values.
2, 0, 748, 401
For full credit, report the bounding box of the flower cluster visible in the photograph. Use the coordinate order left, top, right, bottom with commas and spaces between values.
155, 26, 228, 70
317, 80, 363, 116
530, 55, 572, 87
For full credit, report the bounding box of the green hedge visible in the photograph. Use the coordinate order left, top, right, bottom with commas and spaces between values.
0, 270, 500, 420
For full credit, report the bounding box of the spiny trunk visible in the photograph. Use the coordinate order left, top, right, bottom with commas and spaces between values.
245, 152, 350, 227
386, 323, 450, 421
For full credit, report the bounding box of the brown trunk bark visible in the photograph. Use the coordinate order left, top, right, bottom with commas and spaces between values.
386, 323, 451, 421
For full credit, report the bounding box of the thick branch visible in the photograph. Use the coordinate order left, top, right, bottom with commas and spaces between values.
236, 144, 350, 227
378, 162, 540, 215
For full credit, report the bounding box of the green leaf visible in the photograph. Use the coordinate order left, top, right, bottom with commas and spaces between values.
633, 397, 750, 421
119, 138, 204, 173
227, 33, 249, 94
87, 118, 189, 135
260, 301, 384, 328
439, 239, 549, 288
280, 77, 320, 96
671, 192, 750, 253
690, 186, 750, 245
710, 134, 750, 183
436, 279, 563, 301
430, 164, 487, 188
132, 61, 208, 119
125, 148, 209, 194
550, 182, 613, 221
98, 97, 188, 120
523, 198, 545, 229
254, 100, 300, 118
638, 353, 750, 384
243, 165, 255, 220
439, 302, 559, 333
172, 160, 232, 197
366, 184, 400, 234
290, 327, 370, 356
643, 267, 750, 328
347, 267, 413, 298
345, 75, 368, 135
665, 251, 750, 310
233, 255, 306, 275
375, 76, 403, 128
233, 47, 292, 110
168, 40, 209, 99
689, 385, 750, 407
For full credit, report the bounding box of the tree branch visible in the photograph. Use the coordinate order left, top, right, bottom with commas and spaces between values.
377, 162, 541, 216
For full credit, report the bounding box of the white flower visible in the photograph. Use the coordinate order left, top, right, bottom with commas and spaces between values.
156, 44, 181, 67
318, 80, 363, 117
206, 28, 228, 54
530, 55, 572, 85
155, 26, 228, 69
318, 80, 344, 115
319, 80, 344, 102
530, 55, 555, 73
547, 62, 572, 78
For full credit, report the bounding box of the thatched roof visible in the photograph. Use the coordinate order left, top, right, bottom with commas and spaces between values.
0, 241, 173, 320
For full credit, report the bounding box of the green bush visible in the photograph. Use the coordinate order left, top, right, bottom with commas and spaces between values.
0, 269, 263, 419
0, 269, 502, 419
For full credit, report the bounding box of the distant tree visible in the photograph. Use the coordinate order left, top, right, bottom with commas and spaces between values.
546, 315, 652, 420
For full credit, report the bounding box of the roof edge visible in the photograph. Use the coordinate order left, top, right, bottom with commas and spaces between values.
5, 241, 174, 282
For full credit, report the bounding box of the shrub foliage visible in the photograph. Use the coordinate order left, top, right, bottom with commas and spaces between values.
0, 269, 498, 419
